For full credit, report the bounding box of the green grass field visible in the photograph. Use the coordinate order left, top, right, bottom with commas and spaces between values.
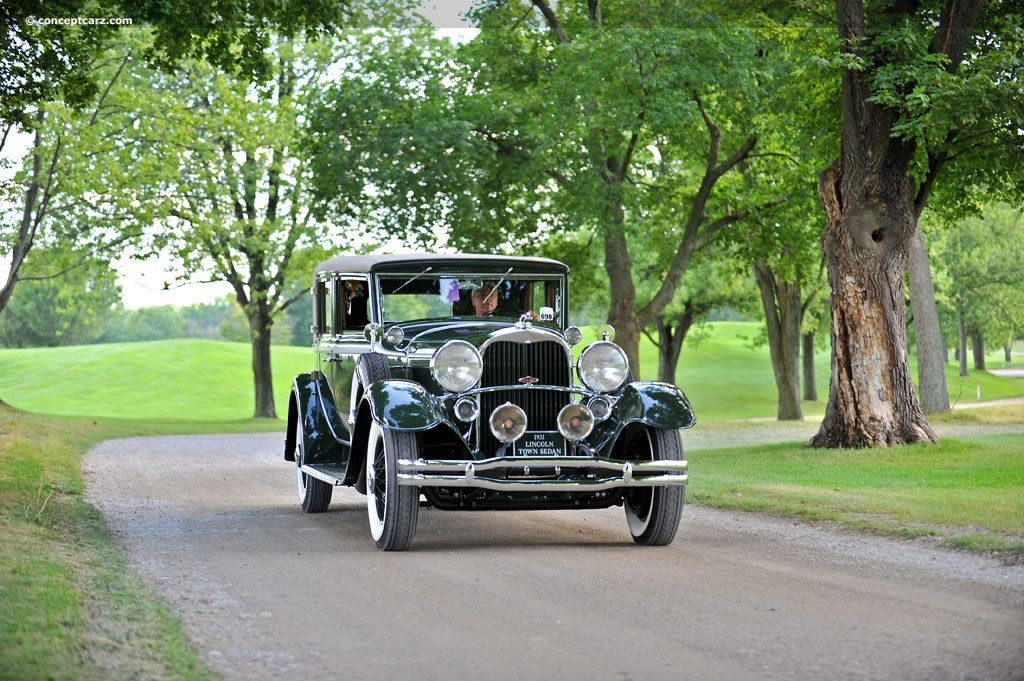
1, 322, 1019, 421
0, 338, 312, 421
0, 324, 1022, 680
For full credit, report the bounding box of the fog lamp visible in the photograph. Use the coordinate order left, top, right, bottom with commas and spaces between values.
557, 403, 594, 441
489, 403, 527, 443
455, 396, 479, 422
587, 395, 612, 421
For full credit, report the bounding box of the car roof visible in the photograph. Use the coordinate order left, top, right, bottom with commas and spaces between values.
314, 253, 570, 276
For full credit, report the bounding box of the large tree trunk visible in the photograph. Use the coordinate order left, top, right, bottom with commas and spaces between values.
604, 227, 644, 377
250, 307, 277, 419
812, 156, 936, 447
808, 0, 968, 448
754, 260, 803, 420
907, 221, 950, 413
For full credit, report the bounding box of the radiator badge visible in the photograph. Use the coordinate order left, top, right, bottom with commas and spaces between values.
518, 376, 540, 385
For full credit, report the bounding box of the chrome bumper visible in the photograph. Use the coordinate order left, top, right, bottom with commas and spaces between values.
396, 455, 687, 492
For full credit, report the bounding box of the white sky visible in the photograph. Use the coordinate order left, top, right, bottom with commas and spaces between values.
114, 253, 235, 309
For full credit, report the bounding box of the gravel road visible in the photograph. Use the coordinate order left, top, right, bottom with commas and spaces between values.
84, 425, 1024, 681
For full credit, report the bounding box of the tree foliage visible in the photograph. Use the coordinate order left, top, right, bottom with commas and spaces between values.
936, 203, 1024, 374
111, 37, 340, 417
306, 1, 797, 378
0, 245, 119, 347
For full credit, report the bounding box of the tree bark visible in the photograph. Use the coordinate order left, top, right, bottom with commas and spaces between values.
802, 331, 818, 402
957, 310, 968, 377
754, 260, 803, 420
811, 156, 936, 447
603, 227, 643, 377
1005, 344, 1013, 364
971, 330, 985, 371
907, 221, 949, 413
654, 306, 694, 385
807, 0, 983, 447
249, 306, 277, 419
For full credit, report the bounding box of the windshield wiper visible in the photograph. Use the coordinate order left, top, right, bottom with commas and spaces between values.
392, 266, 433, 294
484, 267, 513, 305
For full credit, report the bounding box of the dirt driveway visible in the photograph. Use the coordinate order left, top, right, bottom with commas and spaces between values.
84, 427, 1024, 681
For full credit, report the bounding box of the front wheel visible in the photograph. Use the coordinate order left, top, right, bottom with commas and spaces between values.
623, 427, 685, 546
365, 422, 419, 551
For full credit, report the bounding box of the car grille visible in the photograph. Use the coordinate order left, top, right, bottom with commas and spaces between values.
478, 339, 572, 455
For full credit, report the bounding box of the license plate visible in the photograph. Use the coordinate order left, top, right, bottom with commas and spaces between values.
513, 432, 566, 457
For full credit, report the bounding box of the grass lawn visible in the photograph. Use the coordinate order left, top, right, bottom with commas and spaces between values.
690, 422, 1024, 553
0, 339, 311, 421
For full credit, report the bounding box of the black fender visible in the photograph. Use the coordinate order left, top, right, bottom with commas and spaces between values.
286, 372, 350, 466
587, 382, 696, 456
363, 379, 446, 431
613, 382, 696, 430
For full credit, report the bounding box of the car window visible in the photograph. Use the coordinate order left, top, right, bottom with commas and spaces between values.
339, 279, 369, 332
378, 276, 563, 322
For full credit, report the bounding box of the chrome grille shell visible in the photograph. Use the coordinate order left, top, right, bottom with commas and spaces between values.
476, 327, 573, 456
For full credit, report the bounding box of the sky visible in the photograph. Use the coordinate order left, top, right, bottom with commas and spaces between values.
114, 253, 235, 309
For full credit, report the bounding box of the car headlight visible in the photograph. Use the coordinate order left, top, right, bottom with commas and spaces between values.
430, 340, 483, 393
577, 341, 629, 393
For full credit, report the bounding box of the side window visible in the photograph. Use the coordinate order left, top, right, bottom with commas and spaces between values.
321, 278, 335, 336
340, 279, 369, 332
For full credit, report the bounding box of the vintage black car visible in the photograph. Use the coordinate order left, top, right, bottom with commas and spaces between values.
285, 254, 695, 550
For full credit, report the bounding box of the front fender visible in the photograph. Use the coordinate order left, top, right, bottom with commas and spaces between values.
614, 382, 696, 430
586, 382, 696, 456
364, 379, 447, 431
290, 372, 349, 465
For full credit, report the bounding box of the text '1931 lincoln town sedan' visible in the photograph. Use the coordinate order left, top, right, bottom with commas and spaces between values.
284, 254, 696, 550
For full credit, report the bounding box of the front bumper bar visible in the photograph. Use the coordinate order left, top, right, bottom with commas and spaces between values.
396, 455, 687, 492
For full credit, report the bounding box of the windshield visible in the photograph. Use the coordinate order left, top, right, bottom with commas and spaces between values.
379, 275, 564, 324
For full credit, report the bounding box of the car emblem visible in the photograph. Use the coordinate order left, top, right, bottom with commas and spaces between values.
518, 376, 540, 385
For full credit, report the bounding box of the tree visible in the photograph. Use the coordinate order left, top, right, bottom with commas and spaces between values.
129, 39, 339, 418
306, 2, 790, 377
2, 0, 348, 132
642, 254, 756, 385
2, 3, 351, 408
1, 0, 116, 131
810, 0, 1007, 448
938, 204, 1024, 378
0, 246, 120, 347
2, 36, 141, 323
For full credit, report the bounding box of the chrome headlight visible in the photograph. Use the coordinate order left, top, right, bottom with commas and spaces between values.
577, 341, 629, 393
430, 340, 483, 393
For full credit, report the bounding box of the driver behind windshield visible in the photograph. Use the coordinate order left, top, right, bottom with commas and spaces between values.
471, 283, 497, 316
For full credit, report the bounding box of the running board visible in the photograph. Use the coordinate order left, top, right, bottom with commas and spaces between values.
301, 464, 347, 486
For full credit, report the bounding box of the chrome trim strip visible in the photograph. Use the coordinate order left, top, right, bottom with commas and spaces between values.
395, 456, 687, 491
